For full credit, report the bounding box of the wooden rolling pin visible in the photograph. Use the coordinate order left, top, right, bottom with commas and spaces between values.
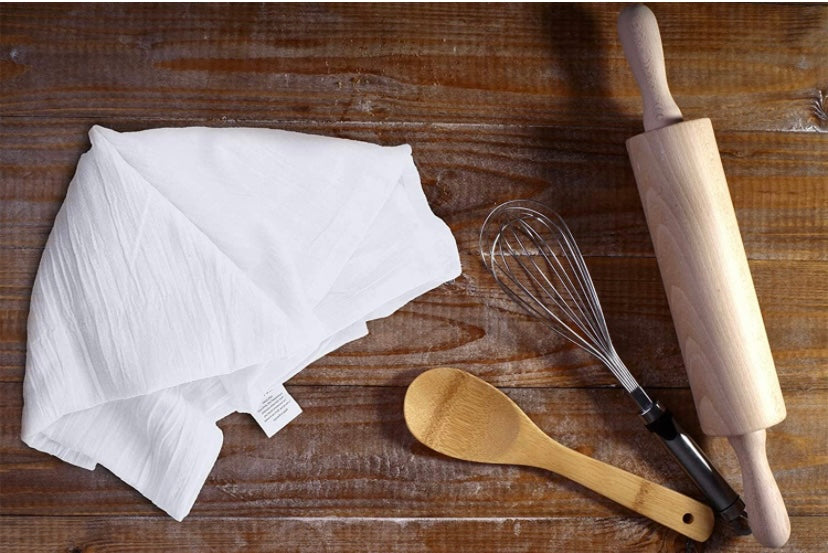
618, 5, 790, 548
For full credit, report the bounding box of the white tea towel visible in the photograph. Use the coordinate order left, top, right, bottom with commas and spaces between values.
21, 125, 461, 520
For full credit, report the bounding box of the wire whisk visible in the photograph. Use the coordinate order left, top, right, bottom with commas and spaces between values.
479, 199, 637, 392
478, 199, 748, 524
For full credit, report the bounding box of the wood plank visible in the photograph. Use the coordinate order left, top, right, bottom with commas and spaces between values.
1, 515, 826, 553
0, 4, 825, 131
304, 255, 827, 389
2, 119, 825, 258
1, 384, 824, 518
3, 252, 825, 388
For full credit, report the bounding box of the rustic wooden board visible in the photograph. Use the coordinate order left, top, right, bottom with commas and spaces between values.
1, 515, 827, 553
2, 384, 824, 518
2, 120, 826, 258
0, 4, 826, 131
1, 3, 825, 552
3, 255, 826, 388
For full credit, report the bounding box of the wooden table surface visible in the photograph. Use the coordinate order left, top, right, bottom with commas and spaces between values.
1, 3, 826, 552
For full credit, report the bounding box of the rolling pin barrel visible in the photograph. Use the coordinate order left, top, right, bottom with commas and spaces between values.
618, 4, 789, 548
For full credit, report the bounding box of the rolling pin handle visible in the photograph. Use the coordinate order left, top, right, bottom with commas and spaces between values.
618, 4, 684, 131
729, 430, 791, 547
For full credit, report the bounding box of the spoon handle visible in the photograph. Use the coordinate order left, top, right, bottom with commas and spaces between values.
518, 431, 714, 542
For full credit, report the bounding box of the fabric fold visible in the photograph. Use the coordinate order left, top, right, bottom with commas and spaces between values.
22, 125, 461, 520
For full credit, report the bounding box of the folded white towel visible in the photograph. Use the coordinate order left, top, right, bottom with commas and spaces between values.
21, 125, 461, 520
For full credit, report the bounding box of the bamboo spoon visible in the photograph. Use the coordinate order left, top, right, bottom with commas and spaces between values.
404, 367, 715, 542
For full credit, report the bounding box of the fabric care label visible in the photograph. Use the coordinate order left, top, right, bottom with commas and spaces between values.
251, 383, 302, 438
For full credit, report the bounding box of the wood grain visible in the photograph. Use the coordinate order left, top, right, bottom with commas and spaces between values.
2, 120, 826, 259
0, 4, 825, 131
2, 384, 825, 519
2, 251, 826, 388
2, 515, 827, 553
628, 118, 790, 546
1, 3, 825, 552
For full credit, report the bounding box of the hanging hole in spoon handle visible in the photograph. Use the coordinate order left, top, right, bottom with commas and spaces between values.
617, 4, 683, 131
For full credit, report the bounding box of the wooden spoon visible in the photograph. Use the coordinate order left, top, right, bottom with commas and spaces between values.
403, 367, 714, 542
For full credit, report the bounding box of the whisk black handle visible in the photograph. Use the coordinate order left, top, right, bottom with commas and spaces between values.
642, 401, 747, 524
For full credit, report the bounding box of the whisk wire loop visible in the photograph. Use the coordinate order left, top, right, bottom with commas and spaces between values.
505, 220, 599, 353
480, 201, 639, 392
532, 218, 608, 346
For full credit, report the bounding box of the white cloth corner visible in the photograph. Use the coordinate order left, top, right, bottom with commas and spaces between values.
21, 125, 461, 520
